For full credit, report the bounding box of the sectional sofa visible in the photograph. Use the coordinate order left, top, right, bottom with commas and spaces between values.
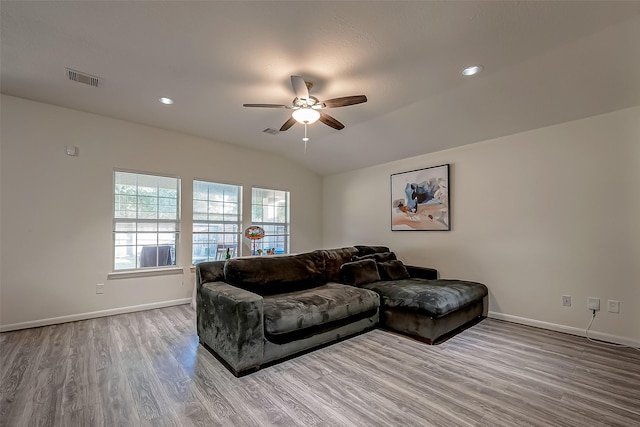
196, 245, 488, 376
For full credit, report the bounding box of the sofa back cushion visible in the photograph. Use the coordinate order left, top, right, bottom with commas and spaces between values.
351, 251, 397, 263
224, 251, 326, 295
355, 245, 391, 256
377, 260, 411, 280
320, 247, 358, 282
340, 259, 381, 286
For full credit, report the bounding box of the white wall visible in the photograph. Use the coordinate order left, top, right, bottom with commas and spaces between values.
323, 106, 640, 346
0, 95, 323, 329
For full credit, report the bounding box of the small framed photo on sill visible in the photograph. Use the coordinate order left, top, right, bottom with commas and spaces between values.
391, 163, 450, 231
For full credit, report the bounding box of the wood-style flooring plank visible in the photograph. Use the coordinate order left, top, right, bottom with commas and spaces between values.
99, 363, 145, 426
2, 306, 639, 427
60, 320, 101, 416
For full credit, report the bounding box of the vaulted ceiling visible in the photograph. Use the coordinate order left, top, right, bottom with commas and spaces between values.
2, 1, 639, 175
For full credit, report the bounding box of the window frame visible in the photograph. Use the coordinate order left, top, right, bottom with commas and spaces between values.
251, 187, 290, 255
192, 179, 243, 265
112, 169, 181, 272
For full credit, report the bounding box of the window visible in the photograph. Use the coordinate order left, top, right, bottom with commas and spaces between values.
113, 171, 180, 270
193, 180, 242, 264
251, 187, 290, 255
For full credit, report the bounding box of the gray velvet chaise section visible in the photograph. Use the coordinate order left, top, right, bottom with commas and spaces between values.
340, 247, 488, 344
196, 248, 379, 376
362, 279, 488, 344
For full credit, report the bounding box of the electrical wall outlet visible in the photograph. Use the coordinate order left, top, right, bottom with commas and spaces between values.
562, 295, 571, 307
587, 297, 600, 311
96, 283, 104, 294
608, 300, 620, 313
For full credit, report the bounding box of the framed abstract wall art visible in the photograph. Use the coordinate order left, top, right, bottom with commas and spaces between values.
391, 164, 450, 231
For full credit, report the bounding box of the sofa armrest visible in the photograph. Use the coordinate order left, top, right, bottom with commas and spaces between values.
405, 265, 438, 280
197, 281, 264, 375
195, 261, 226, 292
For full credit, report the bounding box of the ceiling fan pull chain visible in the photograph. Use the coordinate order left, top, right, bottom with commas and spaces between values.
303, 124, 309, 153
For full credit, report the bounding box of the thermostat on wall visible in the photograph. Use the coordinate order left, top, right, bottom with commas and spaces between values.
65, 145, 78, 156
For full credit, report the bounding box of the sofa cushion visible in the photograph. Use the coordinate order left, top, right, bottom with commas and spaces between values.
340, 259, 381, 286
224, 251, 325, 296
352, 251, 397, 263
263, 283, 379, 338
355, 245, 391, 256
320, 247, 359, 283
377, 260, 410, 280
362, 279, 488, 318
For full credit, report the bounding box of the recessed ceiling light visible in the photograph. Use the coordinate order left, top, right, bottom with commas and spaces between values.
159, 97, 174, 105
461, 65, 484, 76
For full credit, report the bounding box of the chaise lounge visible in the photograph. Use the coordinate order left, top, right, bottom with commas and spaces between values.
196, 245, 488, 376
339, 246, 488, 344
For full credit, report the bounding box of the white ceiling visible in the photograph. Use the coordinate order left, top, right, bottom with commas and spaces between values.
2, 1, 639, 176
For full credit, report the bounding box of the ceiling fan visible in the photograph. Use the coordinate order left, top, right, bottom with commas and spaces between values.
243, 75, 367, 143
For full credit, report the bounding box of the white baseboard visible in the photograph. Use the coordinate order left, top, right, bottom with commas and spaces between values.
488, 311, 640, 348
0, 298, 192, 332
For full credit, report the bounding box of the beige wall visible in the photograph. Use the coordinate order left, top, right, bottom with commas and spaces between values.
323, 106, 640, 346
0, 95, 323, 329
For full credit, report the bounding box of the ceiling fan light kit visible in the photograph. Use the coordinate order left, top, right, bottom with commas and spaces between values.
292, 107, 320, 124
243, 75, 367, 147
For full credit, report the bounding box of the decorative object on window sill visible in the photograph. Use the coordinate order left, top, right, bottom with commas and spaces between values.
243, 75, 367, 147
391, 164, 450, 231
244, 226, 265, 255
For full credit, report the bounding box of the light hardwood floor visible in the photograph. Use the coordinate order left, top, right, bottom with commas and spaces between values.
1, 305, 638, 426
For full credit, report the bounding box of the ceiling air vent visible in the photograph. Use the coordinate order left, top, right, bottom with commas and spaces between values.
65, 68, 102, 87
262, 128, 280, 135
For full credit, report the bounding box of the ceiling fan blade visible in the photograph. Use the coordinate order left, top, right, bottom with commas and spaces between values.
319, 112, 345, 130
291, 75, 309, 99
279, 117, 297, 131
322, 95, 367, 108
243, 103, 289, 108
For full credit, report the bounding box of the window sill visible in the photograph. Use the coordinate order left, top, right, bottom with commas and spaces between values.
108, 266, 184, 280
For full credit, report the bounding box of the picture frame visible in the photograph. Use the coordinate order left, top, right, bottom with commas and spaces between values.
391, 164, 450, 231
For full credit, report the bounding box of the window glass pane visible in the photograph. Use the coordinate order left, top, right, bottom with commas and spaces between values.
114, 232, 136, 246
115, 222, 136, 232
114, 246, 137, 270
137, 223, 157, 232
158, 233, 176, 245
223, 202, 238, 215
137, 233, 157, 246
193, 200, 207, 214
158, 188, 177, 198
223, 224, 238, 233
158, 223, 177, 232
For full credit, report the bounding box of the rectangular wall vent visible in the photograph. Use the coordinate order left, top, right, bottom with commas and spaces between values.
263, 128, 279, 135
65, 68, 102, 87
